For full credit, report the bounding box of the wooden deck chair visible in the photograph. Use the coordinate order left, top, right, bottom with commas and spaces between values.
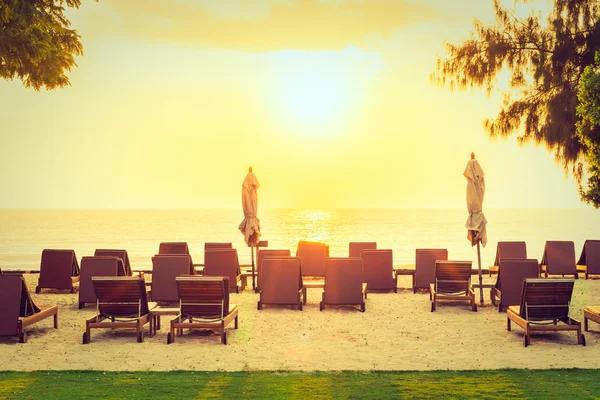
150, 255, 192, 303
158, 242, 199, 274
577, 240, 600, 279
349, 242, 377, 258
296, 241, 329, 278
83, 276, 152, 343
488, 241, 527, 277
94, 249, 132, 276
256, 249, 291, 293
203, 243, 232, 273
0, 274, 58, 343
204, 242, 232, 250
491, 258, 539, 312
321, 257, 367, 312
584, 306, 600, 332
36, 249, 80, 293
168, 276, 238, 345
540, 241, 578, 278
413, 249, 448, 293
258, 257, 303, 310
430, 261, 477, 312
78, 256, 124, 309
204, 248, 244, 293
506, 278, 584, 347
361, 249, 395, 293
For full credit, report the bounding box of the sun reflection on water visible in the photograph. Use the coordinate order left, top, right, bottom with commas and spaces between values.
291, 209, 338, 244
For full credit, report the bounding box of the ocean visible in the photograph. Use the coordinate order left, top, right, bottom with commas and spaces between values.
1, 208, 599, 271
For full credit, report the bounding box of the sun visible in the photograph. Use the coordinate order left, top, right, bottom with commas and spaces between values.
280, 70, 347, 124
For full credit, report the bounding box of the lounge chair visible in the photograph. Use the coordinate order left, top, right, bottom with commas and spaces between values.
150, 255, 192, 303
540, 241, 578, 278
256, 249, 291, 293
491, 258, 539, 312
430, 260, 477, 312
158, 242, 197, 275
167, 276, 239, 345
507, 278, 584, 346
320, 257, 367, 312
296, 241, 329, 278
36, 249, 80, 293
584, 306, 600, 332
577, 240, 600, 279
488, 241, 527, 276
204, 242, 232, 250
203, 248, 244, 293
361, 249, 395, 293
159, 242, 189, 254
258, 257, 303, 310
413, 249, 448, 293
203, 243, 233, 274
83, 276, 153, 343
94, 249, 132, 276
78, 256, 124, 309
349, 242, 377, 258
0, 274, 58, 343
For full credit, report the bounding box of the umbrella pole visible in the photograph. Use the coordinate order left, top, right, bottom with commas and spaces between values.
251, 244, 256, 291
477, 240, 483, 305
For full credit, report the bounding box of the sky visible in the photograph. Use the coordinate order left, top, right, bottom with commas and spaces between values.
0, 0, 588, 209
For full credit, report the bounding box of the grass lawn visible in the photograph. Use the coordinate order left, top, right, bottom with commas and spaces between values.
0, 369, 599, 399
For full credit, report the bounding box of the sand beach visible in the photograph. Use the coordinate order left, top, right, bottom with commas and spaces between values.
2, 273, 599, 372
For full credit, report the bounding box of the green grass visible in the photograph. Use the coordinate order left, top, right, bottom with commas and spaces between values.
0, 370, 599, 399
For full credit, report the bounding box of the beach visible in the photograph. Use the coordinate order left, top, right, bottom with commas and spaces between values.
2, 273, 599, 372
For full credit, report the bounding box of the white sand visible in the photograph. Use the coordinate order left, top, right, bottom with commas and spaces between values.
2, 273, 600, 371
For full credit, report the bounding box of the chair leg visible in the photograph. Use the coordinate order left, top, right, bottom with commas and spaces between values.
506, 317, 511, 331
584, 317, 588, 332
234, 315, 238, 329
54, 312, 59, 329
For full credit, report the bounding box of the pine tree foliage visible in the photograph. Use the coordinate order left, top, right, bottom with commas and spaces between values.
0, 0, 96, 90
433, 0, 600, 204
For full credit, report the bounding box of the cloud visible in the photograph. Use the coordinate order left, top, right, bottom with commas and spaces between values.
79, 0, 439, 51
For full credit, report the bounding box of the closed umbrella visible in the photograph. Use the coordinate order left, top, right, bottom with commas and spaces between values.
464, 152, 487, 305
239, 166, 261, 289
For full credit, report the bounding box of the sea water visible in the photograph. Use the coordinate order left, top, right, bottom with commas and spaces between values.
1, 208, 599, 271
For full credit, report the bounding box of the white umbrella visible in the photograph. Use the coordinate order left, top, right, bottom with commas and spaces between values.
238, 166, 261, 289
464, 152, 487, 305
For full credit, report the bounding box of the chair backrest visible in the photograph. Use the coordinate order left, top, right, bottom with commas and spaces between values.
204, 249, 240, 290
92, 276, 149, 318
0, 274, 24, 335
204, 243, 232, 264
159, 242, 189, 255
39, 249, 80, 290
79, 256, 121, 305
94, 249, 131, 276
361, 249, 394, 291
541, 241, 577, 275
296, 241, 329, 277
349, 242, 377, 258
323, 257, 363, 304
518, 278, 574, 321
434, 261, 472, 294
414, 249, 448, 289
260, 257, 302, 304
496, 258, 539, 309
257, 249, 291, 291
204, 242, 232, 250
176, 276, 230, 319
493, 242, 527, 266
151, 255, 192, 302
578, 240, 600, 274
